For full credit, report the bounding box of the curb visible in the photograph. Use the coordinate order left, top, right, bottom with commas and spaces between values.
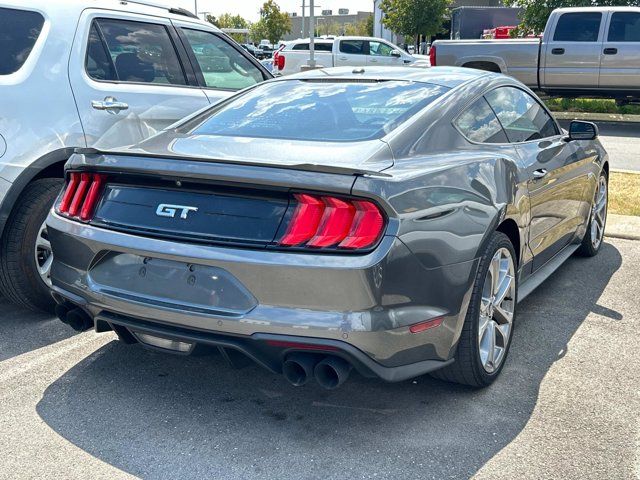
611, 169, 640, 175
605, 213, 640, 241
552, 111, 640, 124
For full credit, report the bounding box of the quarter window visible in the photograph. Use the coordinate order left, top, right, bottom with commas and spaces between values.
180, 29, 265, 90
0, 7, 45, 75
89, 19, 187, 85
608, 12, 640, 42
485, 87, 559, 143
339, 40, 367, 55
455, 98, 508, 144
553, 12, 602, 42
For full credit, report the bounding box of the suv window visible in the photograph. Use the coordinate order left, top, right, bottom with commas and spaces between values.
291, 42, 333, 51
485, 87, 559, 143
180, 29, 265, 90
0, 7, 45, 75
89, 19, 187, 85
608, 12, 640, 42
455, 98, 508, 144
553, 12, 602, 42
369, 41, 395, 56
339, 40, 366, 55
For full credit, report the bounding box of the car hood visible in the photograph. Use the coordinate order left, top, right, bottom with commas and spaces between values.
110, 130, 394, 173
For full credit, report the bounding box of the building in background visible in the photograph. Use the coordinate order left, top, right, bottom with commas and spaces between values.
284, 9, 372, 41
373, 0, 400, 44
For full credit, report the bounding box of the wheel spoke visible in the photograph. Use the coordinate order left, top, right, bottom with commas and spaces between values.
36, 234, 51, 251
494, 303, 513, 325
38, 253, 53, 277
486, 321, 496, 368
493, 273, 513, 307
490, 254, 501, 295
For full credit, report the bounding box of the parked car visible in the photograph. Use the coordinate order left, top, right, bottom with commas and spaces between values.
241, 43, 267, 60
0, 0, 271, 311
48, 66, 608, 389
275, 36, 428, 75
431, 7, 640, 101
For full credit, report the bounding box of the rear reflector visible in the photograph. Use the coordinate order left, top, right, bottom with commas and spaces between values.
278, 194, 385, 250
409, 317, 444, 334
57, 172, 107, 222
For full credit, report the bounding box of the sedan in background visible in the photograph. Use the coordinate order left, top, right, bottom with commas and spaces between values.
47, 67, 608, 389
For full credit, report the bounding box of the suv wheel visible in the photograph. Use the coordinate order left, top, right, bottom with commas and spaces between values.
577, 171, 608, 257
431, 231, 517, 387
0, 178, 63, 312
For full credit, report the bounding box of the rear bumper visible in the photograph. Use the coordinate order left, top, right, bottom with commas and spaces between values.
47, 212, 479, 379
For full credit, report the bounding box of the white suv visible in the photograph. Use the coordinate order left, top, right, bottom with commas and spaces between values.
0, 0, 271, 311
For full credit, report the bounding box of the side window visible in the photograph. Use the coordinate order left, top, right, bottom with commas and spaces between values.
485, 87, 559, 143
92, 18, 187, 85
339, 40, 366, 55
608, 12, 640, 42
369, 41, 394, 56
553, 12, 602, 42
86, 23, 117, 81
454, 98, 508, 144
180, 29, 265, 90
0, 7, 44, 75
291, 42, 332, 51
292, 43, 309, 50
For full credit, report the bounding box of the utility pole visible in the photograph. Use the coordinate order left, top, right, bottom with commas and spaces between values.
308, 0, 315, 67
301, 0, 306, 38
194, 0, 198, 16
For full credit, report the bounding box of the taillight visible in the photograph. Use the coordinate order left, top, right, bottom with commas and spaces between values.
278, 193, 385, 251
57, 172, 107, 222
429, 44, 436, 66
277, 53, 285, 70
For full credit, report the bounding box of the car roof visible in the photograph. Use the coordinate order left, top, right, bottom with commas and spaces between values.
286, 66, 491, 89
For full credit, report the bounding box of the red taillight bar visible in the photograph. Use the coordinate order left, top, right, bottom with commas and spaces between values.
279, 194, 385, 250
57, 172, 107, 222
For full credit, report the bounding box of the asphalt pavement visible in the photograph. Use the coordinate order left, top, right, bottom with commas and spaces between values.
0, 238, 638, 480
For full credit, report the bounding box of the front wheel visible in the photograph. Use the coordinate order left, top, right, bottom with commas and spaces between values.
0, 178, 63, 312
577, 171, 608, 257
431, 232, 517, 387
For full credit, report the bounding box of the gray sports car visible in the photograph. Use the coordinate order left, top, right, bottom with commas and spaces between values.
47, 66, 608, 389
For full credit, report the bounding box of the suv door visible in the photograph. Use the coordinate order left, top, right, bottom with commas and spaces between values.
485, 87, 595, 270
69, 10, 211, 150
336, 39, 367, 67
367, 40, 403, 66
173, 23, 269, 104
542, 11, 605, 88
599, 10, 640, 90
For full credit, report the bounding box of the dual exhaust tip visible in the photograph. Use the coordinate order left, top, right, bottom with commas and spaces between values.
282, 353, 352, 389
55, 303, 93, 332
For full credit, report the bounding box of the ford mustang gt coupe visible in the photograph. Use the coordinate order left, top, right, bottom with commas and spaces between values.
47, 66, 608, 389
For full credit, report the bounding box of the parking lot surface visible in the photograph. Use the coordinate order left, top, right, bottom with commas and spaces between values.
0, 238, 638, 480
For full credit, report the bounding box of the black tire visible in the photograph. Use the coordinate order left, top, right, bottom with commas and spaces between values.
431, 231, 517, 387
0, 178, 63, 312
577, 170, 608, 258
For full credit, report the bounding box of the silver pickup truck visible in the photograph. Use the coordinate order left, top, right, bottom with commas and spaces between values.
431, 7, 640, 100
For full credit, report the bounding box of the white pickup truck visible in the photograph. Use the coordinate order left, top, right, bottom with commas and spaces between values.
431, 7, 640, 101
275, 36, 429, 76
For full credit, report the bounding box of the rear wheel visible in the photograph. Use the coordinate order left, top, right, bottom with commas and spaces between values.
577, 171, 608, 257
0, 178, 63, 312
431, 232, 517, 387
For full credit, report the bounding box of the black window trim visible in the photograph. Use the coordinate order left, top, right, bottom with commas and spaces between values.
84, 17, 198, 89
453, 84, 563, 146
552, 11, 604, 43
174, 27, 272, 92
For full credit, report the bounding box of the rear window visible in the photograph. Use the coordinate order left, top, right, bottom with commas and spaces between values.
0, 7, 45, 75
193, 80, 449, 142
291, 42, 333, 51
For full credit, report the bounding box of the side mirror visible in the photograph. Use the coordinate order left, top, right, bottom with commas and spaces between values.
568, 120, 598, 141
390, 49, 402, 57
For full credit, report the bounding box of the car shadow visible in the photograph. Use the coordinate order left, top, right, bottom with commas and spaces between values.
0, 300, 74, 362
35, 243, 622, 479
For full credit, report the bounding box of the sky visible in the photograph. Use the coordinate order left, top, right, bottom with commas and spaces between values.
164, 0, 374, 22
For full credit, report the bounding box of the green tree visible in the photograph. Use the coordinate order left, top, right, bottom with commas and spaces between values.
504, 0, 640, 36
380, 0, 451, 45
251, 0, 292, 46
208, 13, 250, 43
344, 15, 374, 36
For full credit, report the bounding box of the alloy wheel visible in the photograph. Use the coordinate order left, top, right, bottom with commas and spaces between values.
591, 175, 608, 250
35, 220, 53, 287
478, 247, 516, 373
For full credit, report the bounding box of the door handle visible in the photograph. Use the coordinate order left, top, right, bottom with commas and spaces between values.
603, 47, 618, 55
551, 48, 565, 55
91, 96, 129, 114
532, 169, 548, 179
339, 56, 347, 60
369, 58, 378, 63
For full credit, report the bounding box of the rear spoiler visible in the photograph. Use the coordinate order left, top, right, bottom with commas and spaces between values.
72, 148, 392, 178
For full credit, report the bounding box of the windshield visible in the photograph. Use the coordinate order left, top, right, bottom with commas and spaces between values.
192, 80, 449, 142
